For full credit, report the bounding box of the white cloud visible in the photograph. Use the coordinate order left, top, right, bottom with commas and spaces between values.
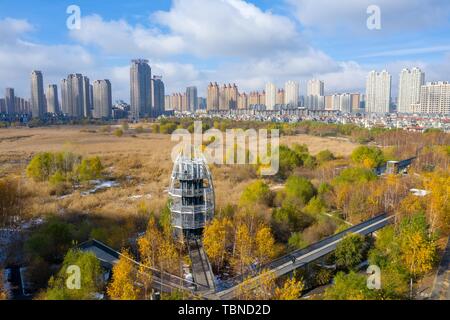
2, 1, 450, 101
70, 14, 185, 57
70, 0, 303, 59
360, 45, 450, 58
288, 0, 450, 34
0, 18, 94, 98
0, 18, 34, 42
153, 0, 302, 57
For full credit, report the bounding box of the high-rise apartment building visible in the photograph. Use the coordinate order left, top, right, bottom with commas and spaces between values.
248, 91, 259, 106
306, 79, 324, 110
265, 82, 276, 110
307, 79, 324, 96
285, 81, 299, 107
9, 96, 30, 114
417, 82, 450, 115
218, 83, 238, 110
82, 76, 91, 117
172, 93, 184, 111
186, 86, 198, 112
31, 70, 46, 118
92, 79, 112, 119
46, 84, 59, 114
259, 91, 266, 106
219, 84, 228, 110
89, 84, 93, 113
151, 76, 165, 117
339, 93, 352, 113
366, 70, 392, 113
238, 93, 248, 109
350, 93, 361, 112
306, 95, 325, 110
207, 82, 220, 111
65, 74, 84, 118
398, 68, 425, 113
130, 59, 152, 118
276, 89, 285, 105
331, 94, 341, 110
181, 92, 187, 111
324, 95, 333, 110
59, 73, 90, 118
229, 84, 238, 110
197, 97, 207, 110
5, 88, 15, 115
61, 79, 68, 115
0, 98, 5, 113
164, 95, 172, 111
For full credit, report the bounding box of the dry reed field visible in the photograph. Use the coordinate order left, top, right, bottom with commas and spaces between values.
0, 125, 359, 219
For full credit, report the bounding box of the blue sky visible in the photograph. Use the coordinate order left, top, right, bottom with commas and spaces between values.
1, 0, 450, 100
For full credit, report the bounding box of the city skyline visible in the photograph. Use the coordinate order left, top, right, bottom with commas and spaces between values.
3, 62, 450, 117
1, 0, 450, 101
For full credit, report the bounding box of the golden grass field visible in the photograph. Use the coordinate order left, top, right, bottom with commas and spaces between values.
0, 125, 359, 219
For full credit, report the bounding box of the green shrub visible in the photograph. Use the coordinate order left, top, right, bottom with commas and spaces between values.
114, 128, 124, 137
316, 150, 335, 163
351, 146, 384, 168
76, 157, 103, 182
285, 176, 316, 207
45, 249, 103, 300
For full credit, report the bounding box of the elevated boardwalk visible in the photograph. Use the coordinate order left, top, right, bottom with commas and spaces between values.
78, 239, 206, 295
374, 157, 416, 176
79, 213, 393, 300
214, 213, 394, 300
188, 239, 216, 293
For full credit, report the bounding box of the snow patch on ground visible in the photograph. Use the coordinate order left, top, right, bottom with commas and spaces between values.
81, 180, 120, 196
128, 194, 152, 200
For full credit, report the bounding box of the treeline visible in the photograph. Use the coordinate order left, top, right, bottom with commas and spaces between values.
325, 213, 437, 299
155, 117, 448, 143
203, 175, 341, 278
26, 152, 103, 195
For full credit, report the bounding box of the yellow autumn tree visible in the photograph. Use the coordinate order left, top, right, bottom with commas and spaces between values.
203, 218, 232, 271
137, 265, 153, 300
236, 270, 276, 300
157, 238, 180, 275
255, 225, 276, 265
423, 171, 450, 234
399, 214, 437, 279
137, 215, 163, 268
233, 223, 254, 274
396, 194, 426, 220
107, 250, 140, 300
274, 277, 304, 300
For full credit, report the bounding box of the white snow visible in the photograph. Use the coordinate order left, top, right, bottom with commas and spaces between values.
81, 180, 120, 196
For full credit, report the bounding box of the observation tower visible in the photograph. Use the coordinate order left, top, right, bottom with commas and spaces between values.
168, 155, 215, 240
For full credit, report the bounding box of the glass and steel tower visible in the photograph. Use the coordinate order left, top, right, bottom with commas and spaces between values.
130, 59, 152, 119
31, 70, 46, 118
169, 155, 215, 240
